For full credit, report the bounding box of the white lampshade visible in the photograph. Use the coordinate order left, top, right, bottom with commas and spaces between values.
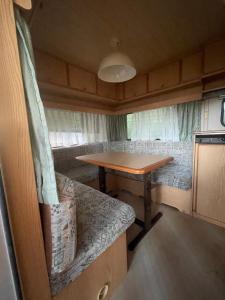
98, 51, 136, 83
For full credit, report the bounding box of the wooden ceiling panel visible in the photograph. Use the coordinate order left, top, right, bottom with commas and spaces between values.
27, 0, 225, 74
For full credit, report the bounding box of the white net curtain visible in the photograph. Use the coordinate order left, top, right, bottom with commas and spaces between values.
45, 108, 107, 147
128, 106, 179, 142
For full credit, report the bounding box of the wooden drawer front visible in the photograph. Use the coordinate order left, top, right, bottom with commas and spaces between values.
97, 79, 117, 99
204, 40, 225, 74
35, 50, 68, 86
196, 144, 225, 223
69, 65, 96, 94
148, 62, 180, 92
181, 52, 202, 82
125, 74, 147, 99
53, 233, 127, 300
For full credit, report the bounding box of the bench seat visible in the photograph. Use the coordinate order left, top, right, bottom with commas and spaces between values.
50, 181, 135, 295
152, 163, 192, 190
64, 165, 98, 184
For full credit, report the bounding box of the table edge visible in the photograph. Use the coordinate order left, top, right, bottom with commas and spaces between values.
76, 155, 173, 174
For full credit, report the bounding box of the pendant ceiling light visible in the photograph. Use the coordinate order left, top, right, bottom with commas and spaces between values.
98, 38, 136, 83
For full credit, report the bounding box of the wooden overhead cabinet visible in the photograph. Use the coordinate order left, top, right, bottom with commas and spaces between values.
68, 65, 97, 94
125, 74, 148, 99
97, 79, 117, 99
34, 50, 68, 86
181, 52, 202, 83
148, 61, 180, 92
204, 39, 225, 75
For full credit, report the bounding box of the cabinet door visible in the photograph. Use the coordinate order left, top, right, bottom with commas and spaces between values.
68, 65, 96, 94
35, 50, 68, 86
148, 62, 179, 92
196, 144, 225, 223
204, 40, 225, 74
97, 79, 116, 99
125, 74, 147, 99
181, 52, 202, 83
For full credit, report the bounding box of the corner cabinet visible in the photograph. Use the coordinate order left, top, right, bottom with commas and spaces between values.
193, 132, 225, 227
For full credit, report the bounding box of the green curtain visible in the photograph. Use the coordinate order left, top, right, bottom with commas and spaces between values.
16, 10, 59, 204
177, 101, 202, 142
106, 115, 128, 141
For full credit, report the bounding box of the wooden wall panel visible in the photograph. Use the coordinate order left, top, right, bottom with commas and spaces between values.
97, 79, 117, 98
0, 2, 51, 300
43, 94, 114, 114
181, 52, 202, 82
34, 50, 68, 86
148, 62, 180, 92
204, 39, 225, 74
203, 74, 225, 92
125, 74, 148, 99
116, 85, 202, 114
68, 65, 96, 94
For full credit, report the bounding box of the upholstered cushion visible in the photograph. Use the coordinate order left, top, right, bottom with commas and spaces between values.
104, 141, 193, 168
152, 163, 192, 190
107, 162, 192, 190
50, 181, 135, 295
53, 143, 104, 173
64, 165, 98, 183
41, 173, 77, 275
104, 141, 193, 190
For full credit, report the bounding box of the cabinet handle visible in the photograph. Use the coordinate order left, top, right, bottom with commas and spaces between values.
97, 283, 109, 300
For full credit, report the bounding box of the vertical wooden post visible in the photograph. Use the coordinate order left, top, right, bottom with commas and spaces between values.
0, 1, 51, 300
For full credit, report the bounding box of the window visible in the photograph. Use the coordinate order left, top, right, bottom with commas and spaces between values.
126, 106, 179, 142
45, 108, 107, 147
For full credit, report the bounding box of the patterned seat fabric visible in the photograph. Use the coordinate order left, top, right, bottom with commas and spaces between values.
105, 141, 193, 190
151, 162, 192, 190
64, 165, 98, 183
41, 173, 77, 277
53, 143, 104, 183
53, 141, 193, 190
107, 162, 192, 190
50, 180, 135, 295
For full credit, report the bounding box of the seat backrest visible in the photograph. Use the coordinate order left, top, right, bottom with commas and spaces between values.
53, 143, 105, 173
105, 141, 193, 168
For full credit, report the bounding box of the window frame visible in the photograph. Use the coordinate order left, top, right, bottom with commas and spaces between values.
220, 98, 225, 127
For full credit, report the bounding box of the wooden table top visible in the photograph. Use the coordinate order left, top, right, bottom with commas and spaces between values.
76, 152, 173, 174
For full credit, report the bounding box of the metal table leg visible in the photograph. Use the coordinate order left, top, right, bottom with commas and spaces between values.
99, 166, 106, 193
98, 167, 162, 251
128, 172, 162, 251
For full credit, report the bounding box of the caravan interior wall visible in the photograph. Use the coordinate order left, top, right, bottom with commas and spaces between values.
201, 97, 225, 131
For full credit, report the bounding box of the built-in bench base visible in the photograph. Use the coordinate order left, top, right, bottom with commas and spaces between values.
84, 173, 192, 215
152, 185, 192, 214
53, 233, 127, 300
107, 174, 192, 215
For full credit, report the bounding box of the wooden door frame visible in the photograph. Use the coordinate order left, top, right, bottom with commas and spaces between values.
0, 1, 51, 299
